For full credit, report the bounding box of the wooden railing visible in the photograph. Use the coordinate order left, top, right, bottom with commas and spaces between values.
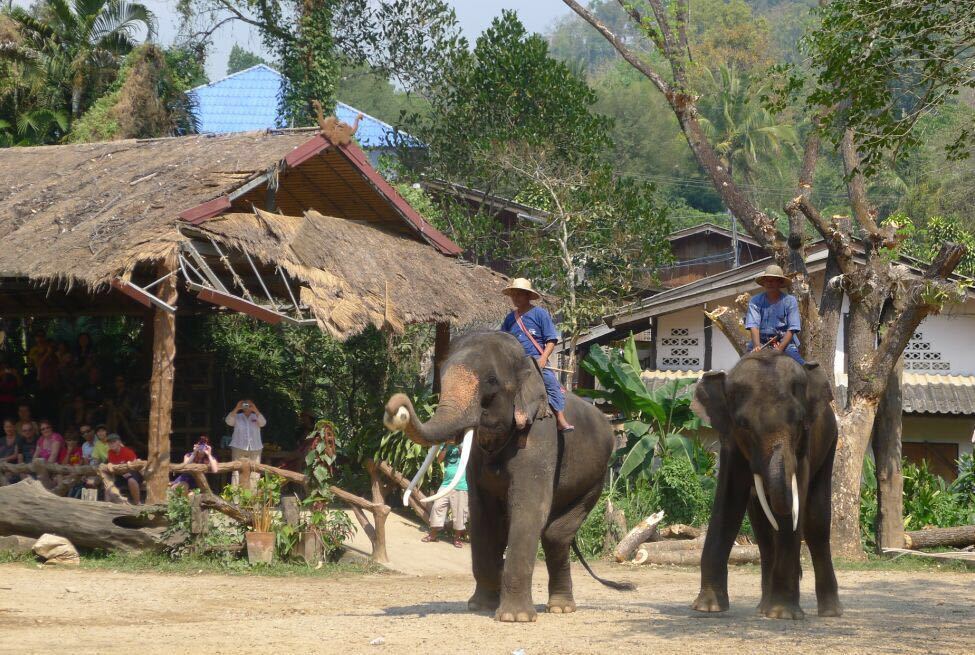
0, 458, 402, 562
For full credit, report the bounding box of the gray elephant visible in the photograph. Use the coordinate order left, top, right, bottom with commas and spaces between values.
691, 350, 841, 619
384, 331, 632, 622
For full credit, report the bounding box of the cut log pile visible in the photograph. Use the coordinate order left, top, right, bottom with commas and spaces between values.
612, 512, 759, 567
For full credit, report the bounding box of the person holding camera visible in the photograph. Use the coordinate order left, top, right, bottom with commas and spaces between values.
171, 436, 219, 491
225, 399, 266, 486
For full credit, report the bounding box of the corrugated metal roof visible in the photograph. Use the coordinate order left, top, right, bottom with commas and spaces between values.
188, 65, 417, 147
649, 370, 975, 415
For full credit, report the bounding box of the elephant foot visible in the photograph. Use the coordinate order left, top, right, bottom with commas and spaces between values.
467, 589, 500, 613
817, 597, 843, 617
692, 588, 729, 613
756, 596, 771, 615
763, 603, 805, 620
496, 601, 538, 623
546, 595, 576, 614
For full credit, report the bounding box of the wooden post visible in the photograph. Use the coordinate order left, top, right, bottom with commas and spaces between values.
433, 322, 450, 393
240, 459, 253, 491
145, 256, 178, 504
190, 493, 208, 537
364, 459, 390, 563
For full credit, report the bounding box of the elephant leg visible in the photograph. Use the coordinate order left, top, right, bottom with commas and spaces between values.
694, 445, 750, 613
804, 446, 842, 617
746, 497, 775, 615
496, 460, 554, 623
763, 516, 804, 620
467, 485, 505, 613
541, 482, 602, 614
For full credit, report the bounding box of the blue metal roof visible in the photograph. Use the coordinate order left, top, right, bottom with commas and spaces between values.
188, 64, 416, 148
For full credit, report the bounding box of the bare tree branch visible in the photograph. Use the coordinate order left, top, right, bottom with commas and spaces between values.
645, 0, 687, 86
563, 0, 672, 95
841, 129, 898, 248
865, 242, 967, 398
705, 295, 752, 355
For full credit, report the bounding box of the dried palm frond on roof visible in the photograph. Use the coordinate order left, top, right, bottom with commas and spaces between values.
196, 209, 510, 339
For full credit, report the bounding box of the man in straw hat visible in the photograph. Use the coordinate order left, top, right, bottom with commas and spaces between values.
744, 264, 805, 364
500, 278, 574, 432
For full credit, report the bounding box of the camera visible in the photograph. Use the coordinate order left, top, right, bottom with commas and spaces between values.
242, 402, 251, 409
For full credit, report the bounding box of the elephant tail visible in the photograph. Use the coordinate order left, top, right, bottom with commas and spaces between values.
571, 539, 636, 591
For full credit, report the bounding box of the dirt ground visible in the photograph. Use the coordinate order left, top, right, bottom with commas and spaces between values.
0, 562, 972, 655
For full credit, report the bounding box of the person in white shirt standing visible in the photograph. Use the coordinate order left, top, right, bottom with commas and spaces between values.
226, 399, 266, 486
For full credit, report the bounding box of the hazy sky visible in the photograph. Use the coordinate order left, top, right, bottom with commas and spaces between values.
145, 0, 574, 82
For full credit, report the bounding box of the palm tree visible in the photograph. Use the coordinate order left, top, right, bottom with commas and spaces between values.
697, 65, 799, 187
3, 0, 156, 119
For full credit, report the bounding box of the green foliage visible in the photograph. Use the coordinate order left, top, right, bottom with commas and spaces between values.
181, 0, 463, 125
890, 215, 975, 279
804, 0, 975, 175
648, 454, 714, 527
67, 44, 200, 142
227, 44, 268, 75
580, 333, 702, 481
163, 486, 244, 562
1, 0, 157, 133
861, 454, 975, 549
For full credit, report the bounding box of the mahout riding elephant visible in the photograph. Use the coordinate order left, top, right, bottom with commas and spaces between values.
384, 331, 632, 623
690, 350, 841, 619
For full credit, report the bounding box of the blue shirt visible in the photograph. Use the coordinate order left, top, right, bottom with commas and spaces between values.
745, 292, 802, 346
501, 306, 560, 357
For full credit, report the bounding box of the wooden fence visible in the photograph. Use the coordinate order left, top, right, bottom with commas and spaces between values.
0, 457, 430, 562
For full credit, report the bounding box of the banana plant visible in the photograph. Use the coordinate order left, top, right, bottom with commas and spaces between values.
578, 333, 705, 481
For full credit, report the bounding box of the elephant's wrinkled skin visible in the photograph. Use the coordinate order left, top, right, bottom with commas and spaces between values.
691, 350, 842, 619
384, 332, 623, 622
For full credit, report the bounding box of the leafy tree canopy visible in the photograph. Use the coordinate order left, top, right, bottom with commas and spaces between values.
226, 43, 268, 75
803, 0, 975, 176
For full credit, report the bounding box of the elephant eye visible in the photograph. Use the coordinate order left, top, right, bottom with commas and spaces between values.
486, 374, 499, 386
735, 415, 750, 430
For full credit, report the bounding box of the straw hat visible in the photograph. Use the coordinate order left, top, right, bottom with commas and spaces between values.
502, 278, 541, 300
755, 264, 791, 287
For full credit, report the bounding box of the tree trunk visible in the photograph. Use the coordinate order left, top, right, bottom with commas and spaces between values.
903, 525, 975, 550
873, 358, 905, 551
364, 459, 390, 563
0, 479, 167, 552
830, 399, 879, 559
145, 257, 178, 504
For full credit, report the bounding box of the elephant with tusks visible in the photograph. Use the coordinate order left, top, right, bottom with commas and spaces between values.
385, 331, 633, 623
691, 349, 842, 619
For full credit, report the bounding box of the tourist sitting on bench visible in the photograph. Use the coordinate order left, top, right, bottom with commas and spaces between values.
106, 433, 142, 505
171, 436, 219, 492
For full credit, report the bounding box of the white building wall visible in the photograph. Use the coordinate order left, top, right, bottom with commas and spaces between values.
656, 307, 705, 371
906, 311, 975, 376
710, 328, 739, 371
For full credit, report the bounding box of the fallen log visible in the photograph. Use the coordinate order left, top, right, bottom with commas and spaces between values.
0, 478, 167, 553
636, 537, 705, 554
634, 544, 759, 566
903, 525, 975, 550
612, 511, 665, 562
659, 524, 703, 540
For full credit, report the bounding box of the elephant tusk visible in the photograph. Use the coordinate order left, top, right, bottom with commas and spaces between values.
791, 473, 800, 532
402, 444, 442, 507
420, 429, 474, 504
754, 474, 779, 531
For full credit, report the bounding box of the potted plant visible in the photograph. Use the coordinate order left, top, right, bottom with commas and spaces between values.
243, 475, 280, 565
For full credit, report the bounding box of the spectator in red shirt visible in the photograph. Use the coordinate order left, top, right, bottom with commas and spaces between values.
107, 433, 141, 504
58, 429, 84, 466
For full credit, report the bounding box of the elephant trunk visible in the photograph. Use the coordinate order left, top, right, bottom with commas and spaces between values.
755, 444, 799, 532
384, 393, 478, 445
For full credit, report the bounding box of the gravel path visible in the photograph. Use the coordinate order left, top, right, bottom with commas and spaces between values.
0, 562, 971, 654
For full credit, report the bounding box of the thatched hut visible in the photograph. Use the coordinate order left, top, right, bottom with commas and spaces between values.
0, 127, 508, 500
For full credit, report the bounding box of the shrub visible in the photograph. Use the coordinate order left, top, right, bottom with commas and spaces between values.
649, 455, 713, 527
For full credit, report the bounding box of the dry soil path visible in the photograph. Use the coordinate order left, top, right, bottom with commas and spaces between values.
343, 511, 471, 576
1, 562, 972, 655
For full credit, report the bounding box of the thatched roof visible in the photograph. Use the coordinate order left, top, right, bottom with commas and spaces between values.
0, 129, 510, 335
197, 209, 509, 338
0, 131, 313, 287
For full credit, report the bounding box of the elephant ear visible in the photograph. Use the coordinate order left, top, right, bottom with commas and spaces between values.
691, 371, 730, 435
803, 361, 834, 405
514, 356, 550, 430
